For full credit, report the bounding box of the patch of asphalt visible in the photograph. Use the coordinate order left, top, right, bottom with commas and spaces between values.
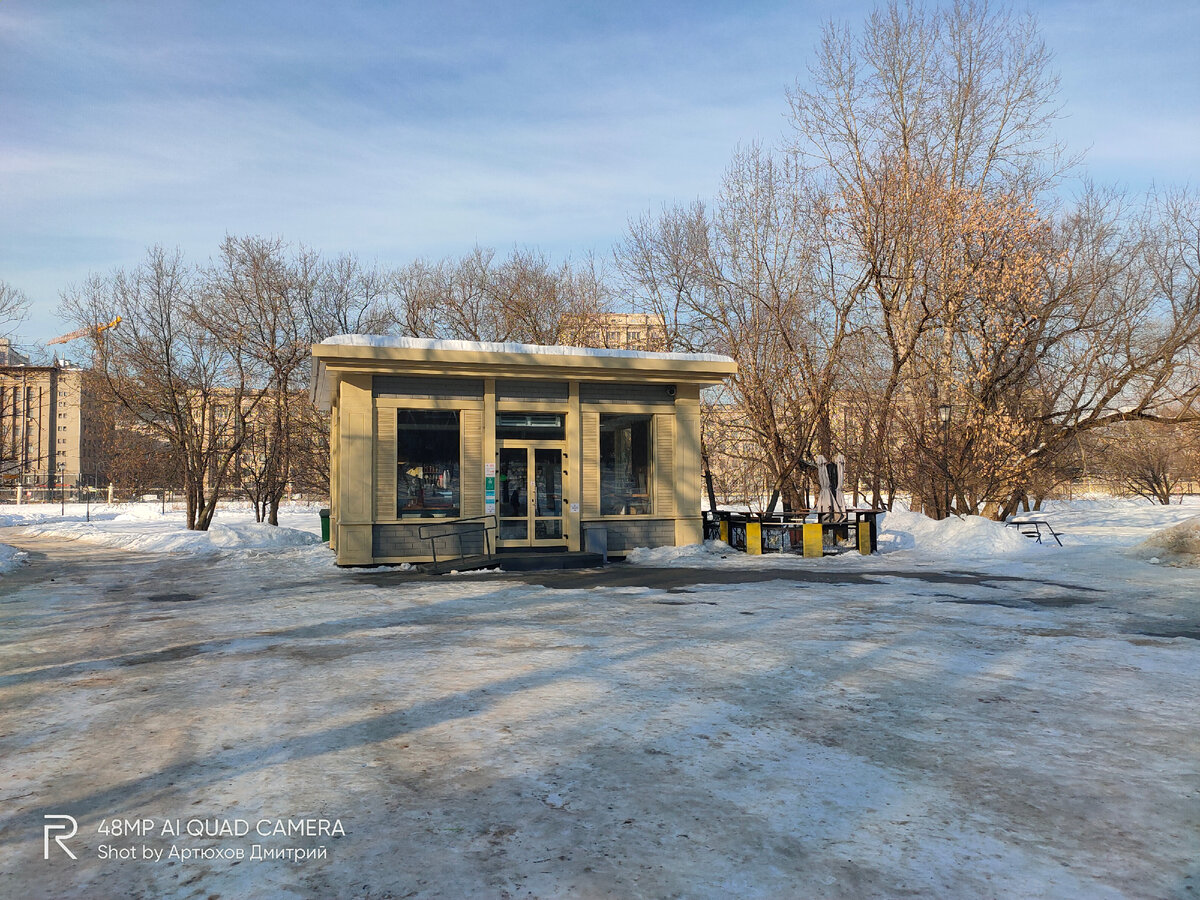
348, 561, 1102, 595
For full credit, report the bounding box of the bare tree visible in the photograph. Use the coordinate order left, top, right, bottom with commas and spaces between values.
209, 236, 318, 524
776, 1, 1072, 515
619, 146, 861, 512
61, 247, 266, 530
416, 246, 613, 345
1089, 422, 1190, 505
302, 253, 396, 340
93, 398, 180, 498
0, 281, 33, 483
0, 280, 31, 337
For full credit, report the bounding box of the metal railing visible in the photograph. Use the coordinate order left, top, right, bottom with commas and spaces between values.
417, 515, 498, 570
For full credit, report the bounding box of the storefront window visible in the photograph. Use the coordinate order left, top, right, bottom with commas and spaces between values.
396, 410, 460, 517
600, 414, 651, 515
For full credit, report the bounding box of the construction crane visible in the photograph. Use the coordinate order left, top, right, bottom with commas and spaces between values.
47, 316, 122, 346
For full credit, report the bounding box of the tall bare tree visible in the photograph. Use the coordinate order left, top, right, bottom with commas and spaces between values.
61, 247, 266, 530
779, 0, 1072, 514
619, 146, 862, 511
209, 236, 318, 524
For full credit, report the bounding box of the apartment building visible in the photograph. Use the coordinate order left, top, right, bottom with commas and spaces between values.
0, 352, 106, 496
596, 313, 668, 351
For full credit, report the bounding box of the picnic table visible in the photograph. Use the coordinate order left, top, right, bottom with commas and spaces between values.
1005, 516, 1063, 546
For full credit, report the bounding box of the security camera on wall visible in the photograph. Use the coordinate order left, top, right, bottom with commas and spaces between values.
666, 385, 676, 397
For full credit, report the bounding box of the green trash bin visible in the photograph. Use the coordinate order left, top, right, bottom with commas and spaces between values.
319, 508, 331, 543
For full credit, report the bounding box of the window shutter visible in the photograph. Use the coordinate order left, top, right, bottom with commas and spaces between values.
374, 407, 396, 519
655, 415, 675, 516
582, 410, 600, 515
461, 408, 483, 516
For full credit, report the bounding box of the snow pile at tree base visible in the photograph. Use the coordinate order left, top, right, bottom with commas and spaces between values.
0, 543, 29, 575
1130, 516, 1200, 567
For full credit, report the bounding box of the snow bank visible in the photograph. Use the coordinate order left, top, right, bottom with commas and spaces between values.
879, 506, 1035, 558
21, 521, 322, 557
319, 334, 735, 364
0, 543, 28, 575
0, 501, 327, 534
111, 505, 171, 522
625, 540, 736, 566
1131, 516, 1200, 567
0, 508, 63, 528
625, 510, 1039, 568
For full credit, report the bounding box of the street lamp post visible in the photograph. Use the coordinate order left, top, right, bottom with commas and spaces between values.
58, 463, 67, 516
937, 403, 952, 518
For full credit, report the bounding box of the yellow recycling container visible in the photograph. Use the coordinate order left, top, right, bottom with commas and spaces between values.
803, 522, 823, 557
745, 521, 761, 555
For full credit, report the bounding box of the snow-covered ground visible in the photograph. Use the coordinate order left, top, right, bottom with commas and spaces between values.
1, 498, 1199, 897
0, 501, 335, 575
0, 499, 327, 537
7, 496, 1199, 570
0, 541, 28, 575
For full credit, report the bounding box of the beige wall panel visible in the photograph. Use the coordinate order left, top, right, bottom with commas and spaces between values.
337, 524, 373, 565
582, 410, 600, 516
675, 517, 703, 546
674, 403, 701, 519
654, 414, 675, 516
461, 407, 483, 516
337, 376, 373, 524
342, 411, 371, 521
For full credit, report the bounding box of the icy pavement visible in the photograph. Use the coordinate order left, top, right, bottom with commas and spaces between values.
2, 512, 1199, 898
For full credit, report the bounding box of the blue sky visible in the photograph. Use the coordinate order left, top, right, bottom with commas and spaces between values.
1, 0, 1197, 345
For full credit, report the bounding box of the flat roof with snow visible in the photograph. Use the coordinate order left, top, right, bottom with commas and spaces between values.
311, 335, 737, 410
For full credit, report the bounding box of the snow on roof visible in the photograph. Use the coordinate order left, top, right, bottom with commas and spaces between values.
317, 334, 735, 365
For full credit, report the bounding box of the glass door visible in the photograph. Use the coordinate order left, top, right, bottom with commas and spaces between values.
498, 447, 529, 542
496, 444, 565, 547
532, 448, 564, 543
